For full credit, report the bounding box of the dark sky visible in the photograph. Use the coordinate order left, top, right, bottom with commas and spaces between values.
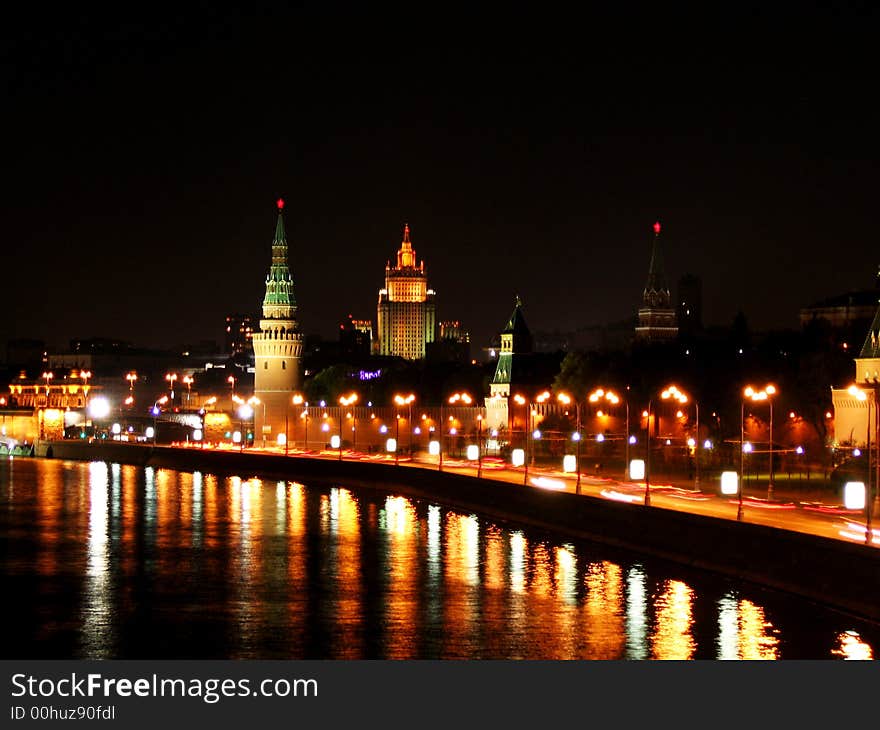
3, 3, 878, 352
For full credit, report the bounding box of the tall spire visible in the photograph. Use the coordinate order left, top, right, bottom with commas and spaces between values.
643, 220, 671, 308
396, 222, 418, 268
262, 198, 297, 319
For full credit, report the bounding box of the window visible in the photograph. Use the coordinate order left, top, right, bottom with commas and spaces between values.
282, 361, 286, 370
264, 362, 268, 369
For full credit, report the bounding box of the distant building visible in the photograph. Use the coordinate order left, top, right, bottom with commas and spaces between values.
676, 273, 703, 337
800, 287, 879, 347
225, 314, 256, 355
4, 339, 47, 370
428, 320, 471, 363
339, 314, 374, 358
252, 199, 304, 445
634, 221, 678, 343
376, 224, 436, 360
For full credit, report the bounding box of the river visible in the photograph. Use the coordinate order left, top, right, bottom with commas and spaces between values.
1, 457, 876, 659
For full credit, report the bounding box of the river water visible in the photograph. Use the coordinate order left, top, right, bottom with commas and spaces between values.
1, 457, 876, 659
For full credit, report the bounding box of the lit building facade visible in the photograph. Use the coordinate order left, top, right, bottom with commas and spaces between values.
635, 221, 678, 343
376, 224, 436, 359
252, 199, 303, 444
225, 313, 256, 355
832, 300, 880, 447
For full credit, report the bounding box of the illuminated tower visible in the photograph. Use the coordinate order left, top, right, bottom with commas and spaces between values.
635, 221, 678, 342
486, 296, 534, 430
252, 198, 303, 444
376, 223, 436, 359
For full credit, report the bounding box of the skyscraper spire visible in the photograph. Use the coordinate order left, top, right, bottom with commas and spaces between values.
397, 222, 417, 268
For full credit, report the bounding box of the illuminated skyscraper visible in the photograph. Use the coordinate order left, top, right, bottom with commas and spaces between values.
252, 199, 303, 444
376, 224, 436, 359
635, 221, 678, 342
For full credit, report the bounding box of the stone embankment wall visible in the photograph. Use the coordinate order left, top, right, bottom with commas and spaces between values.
40, 439, 880, 623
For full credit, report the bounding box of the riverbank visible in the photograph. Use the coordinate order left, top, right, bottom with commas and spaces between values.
38, 438, 880, 623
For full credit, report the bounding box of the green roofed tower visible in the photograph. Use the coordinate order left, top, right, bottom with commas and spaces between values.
252, 198, 304, 445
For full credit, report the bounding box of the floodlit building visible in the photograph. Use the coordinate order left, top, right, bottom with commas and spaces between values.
252, 199, 304, 445
831, 301, 880, 447
635, 221, 678, 343
486, 296, 535, 431
376, 224, 436, 359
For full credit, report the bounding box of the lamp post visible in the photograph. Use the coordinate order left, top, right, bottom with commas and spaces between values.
532, 391, 550, 467
339, 393, 359, 461
739, 399, 745, 521
290, 394, 304, 455
248, 396, 261, 449
588, 388, 623, 484
165, 373, 178, 409
227, 375, 236, 411
125, 372, 137, 411
237, 401, 253, 453
661, 385, 695, 490
80, 370, 92, 426
394, 393, 415, 457
744, 384, 778, 500
557, 392, 581, 493
447, 392, 472, 467
848, 385, 873, 544
477, 414, 484, 478
182, 375, 194, 409
645, 399, 653, 506
513, 394, 528, 483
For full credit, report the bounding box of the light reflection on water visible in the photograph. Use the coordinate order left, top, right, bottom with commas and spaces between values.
0, 458, 877, 660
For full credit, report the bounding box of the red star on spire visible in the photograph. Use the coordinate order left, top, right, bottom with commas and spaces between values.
277, 198, 285, 211
653, 221, 661, 235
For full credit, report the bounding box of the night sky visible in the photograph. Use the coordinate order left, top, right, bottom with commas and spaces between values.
3, 3, 878, 353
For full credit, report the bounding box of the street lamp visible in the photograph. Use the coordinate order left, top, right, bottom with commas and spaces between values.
588, 388, 624, 484
744, 384, 778, 499
290, 393, 304, 455
394, 393, 416, 457
848, 385, 873, 544
532, 391, 550, 468
125, 371, 137, 409
182, 375, 194, 408
661, 385, 699, 490
237, 401, 253, 452
227, 375, 236, 410
80, 370, 92, 424
447, 392, 472, 466
165, 373, 178, 408
557, 392, 581, 493
513, 394, 528, 482
339, 392, 359, 461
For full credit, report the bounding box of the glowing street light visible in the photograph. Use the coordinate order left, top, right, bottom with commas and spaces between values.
745, 384, 778, 500
338, 392, 359, 460
165, 373, 178, 407
662, 385, 700, 490
557, 392, 581, 493
182, 375, 194, 408
289, 393, 305, 454
394, 393, 416, 460
847, 384, 873, 543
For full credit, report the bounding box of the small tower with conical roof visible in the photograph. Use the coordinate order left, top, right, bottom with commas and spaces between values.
635, 221, 678, 342
486, 296, 535, 430
252, 198, 304, 444
376, 223, 437, 359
